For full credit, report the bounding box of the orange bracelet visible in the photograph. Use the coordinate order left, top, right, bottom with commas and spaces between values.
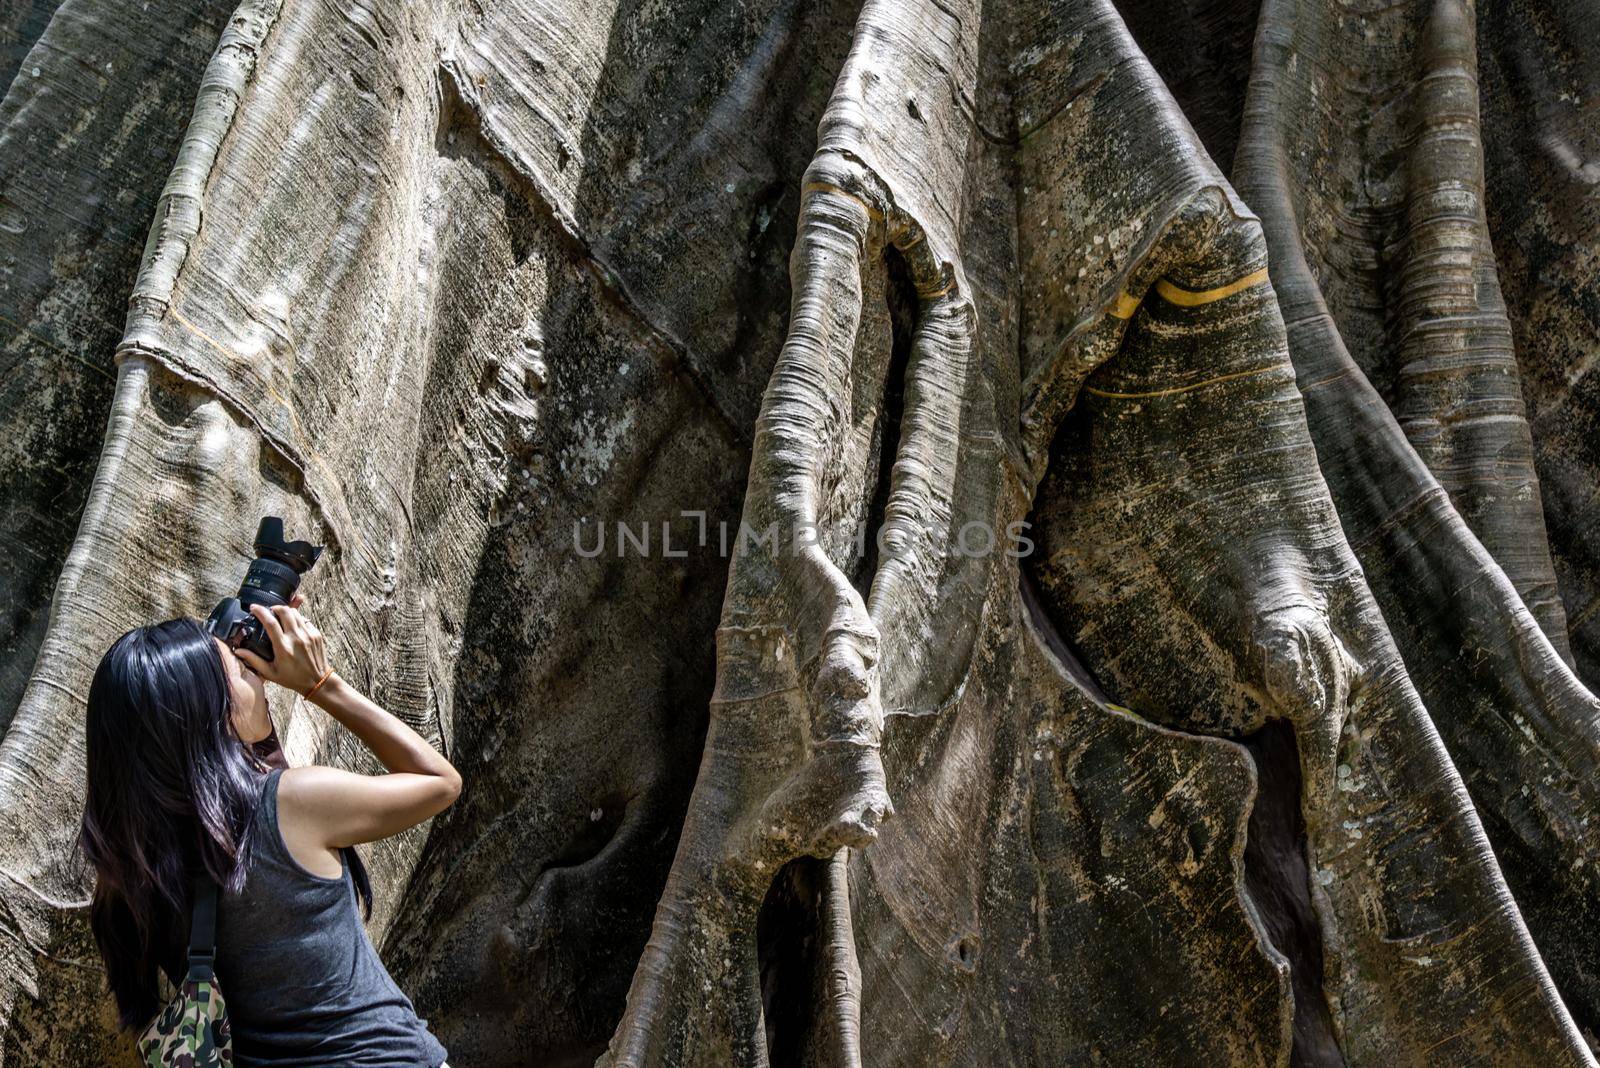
302, 666, 335, 700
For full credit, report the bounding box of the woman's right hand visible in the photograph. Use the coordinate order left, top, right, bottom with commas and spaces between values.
233, 603, 333, 696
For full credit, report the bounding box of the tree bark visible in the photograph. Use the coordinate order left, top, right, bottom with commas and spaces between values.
1, 0, 1597, 1064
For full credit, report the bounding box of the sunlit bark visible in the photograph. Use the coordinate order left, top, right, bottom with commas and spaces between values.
1, 0, 1597, 1064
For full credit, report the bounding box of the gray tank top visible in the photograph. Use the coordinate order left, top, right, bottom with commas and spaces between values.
213, 766, 449, 1067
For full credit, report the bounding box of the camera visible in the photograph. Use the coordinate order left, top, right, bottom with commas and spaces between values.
205, 517, 323, 662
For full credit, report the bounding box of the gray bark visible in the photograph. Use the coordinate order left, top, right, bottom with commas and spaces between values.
1, 0, 1598, 1064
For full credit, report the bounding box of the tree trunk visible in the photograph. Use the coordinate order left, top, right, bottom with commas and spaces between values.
1, 0, 1597, 1064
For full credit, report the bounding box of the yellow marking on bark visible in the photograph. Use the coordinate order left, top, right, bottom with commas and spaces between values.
169, 303, 301, 429
169, 305, 261, 378
1100, 701, 1156, 726
1153, 266, 1270, 306
1083, 363, 1282, 400
801, 180, 883, 220
1109, 292, 1142, 319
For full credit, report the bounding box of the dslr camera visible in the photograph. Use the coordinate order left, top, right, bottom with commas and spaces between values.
205, 517, 322, 662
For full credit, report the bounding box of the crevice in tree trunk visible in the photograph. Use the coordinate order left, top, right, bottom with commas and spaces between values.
1021, 564, 1344, 1066
853, 245, 918, 597
9, 0, 1600, 1059
1111, 0, 1261, 172
757, 857, 824, 1067
1017, 567, 1111, 704
1241, 720, 1345, 1068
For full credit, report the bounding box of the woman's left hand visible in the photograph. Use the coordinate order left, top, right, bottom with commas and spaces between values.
233, 594, 330, 694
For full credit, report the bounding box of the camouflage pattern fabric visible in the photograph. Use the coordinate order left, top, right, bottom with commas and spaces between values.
138, 977, 233, 1067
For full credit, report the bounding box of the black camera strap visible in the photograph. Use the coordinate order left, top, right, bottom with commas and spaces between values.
186, 871, 218, 983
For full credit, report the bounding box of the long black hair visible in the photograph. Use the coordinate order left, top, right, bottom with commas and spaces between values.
77, 616, 372, 1031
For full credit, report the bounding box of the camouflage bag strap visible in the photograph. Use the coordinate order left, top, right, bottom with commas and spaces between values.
137, 873, 234, 1066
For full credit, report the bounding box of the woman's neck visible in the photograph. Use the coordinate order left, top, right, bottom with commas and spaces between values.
245, 724, 290, 770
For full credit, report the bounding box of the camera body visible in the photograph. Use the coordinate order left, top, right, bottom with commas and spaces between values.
204, 517, 322, 662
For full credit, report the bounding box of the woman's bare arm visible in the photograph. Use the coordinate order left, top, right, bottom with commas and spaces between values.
234, 603, 461, 853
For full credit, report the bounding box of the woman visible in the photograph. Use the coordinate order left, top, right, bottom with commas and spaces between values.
78, 593, 460, 1067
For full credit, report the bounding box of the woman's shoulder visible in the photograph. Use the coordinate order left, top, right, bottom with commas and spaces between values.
273, 765, 357, 839
274, 763, 360, 807
263, 765, 350, 882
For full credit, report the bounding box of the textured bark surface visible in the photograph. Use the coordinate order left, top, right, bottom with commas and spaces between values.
1, 0, 1598, 1064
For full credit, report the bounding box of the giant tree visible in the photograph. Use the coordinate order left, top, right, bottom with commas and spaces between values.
1, 0, 1598, 1064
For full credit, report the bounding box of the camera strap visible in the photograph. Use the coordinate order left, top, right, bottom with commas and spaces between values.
186, 871, 218, 982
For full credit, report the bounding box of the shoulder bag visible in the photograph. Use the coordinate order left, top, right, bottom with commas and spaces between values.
137, 872, 234, 1066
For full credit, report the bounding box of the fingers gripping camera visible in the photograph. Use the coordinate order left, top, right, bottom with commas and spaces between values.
205, 517, 323, 662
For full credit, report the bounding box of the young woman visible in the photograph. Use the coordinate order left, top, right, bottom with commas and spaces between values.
78, 593, 460, 1067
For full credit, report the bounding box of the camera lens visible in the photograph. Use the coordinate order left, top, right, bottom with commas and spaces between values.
238, 557, 301, 610
206, 517, 324, 662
